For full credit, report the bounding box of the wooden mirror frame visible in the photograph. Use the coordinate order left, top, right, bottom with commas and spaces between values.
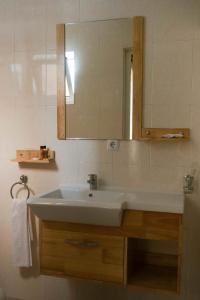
57, 23, 66, 139
57, 17, 190, 141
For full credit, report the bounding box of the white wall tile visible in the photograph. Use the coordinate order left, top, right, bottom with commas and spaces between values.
0, 105, 16, 160
0, 0, 15, 53
190, 106, 200, 142
152, 41, 193, 88
143, 104, 152, 128
151, 82, 192, 106
0, 53, 15, 98
46, 0, 80, 50
152, 0, 197, 42
77, 140, 112, 164
151, 103, 191, 128
192, 40, 200, 107
80, 0, 152, 21
14, 0, 46, 52
13, 52, 46, 99
80, 0, 154, 43
143, 42, 153, 105
150, 142, 192, 168
13, 106, 47, 148
46, 50, 57, 105
113, 141, 150, 168
184, 192, 200, 231
0, 0, 198, 300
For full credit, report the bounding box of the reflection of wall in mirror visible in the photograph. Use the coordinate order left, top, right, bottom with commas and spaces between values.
65, 19, 132, 139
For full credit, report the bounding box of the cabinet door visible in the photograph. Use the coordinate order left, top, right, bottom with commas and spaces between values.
122, 210, 181, 240
40, 222, 124, 283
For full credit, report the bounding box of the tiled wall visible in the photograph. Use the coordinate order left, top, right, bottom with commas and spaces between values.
0, 0, 199, 299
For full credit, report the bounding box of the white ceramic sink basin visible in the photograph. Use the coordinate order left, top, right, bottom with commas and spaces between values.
28, 186, 184, 226
28, 188, 126, 226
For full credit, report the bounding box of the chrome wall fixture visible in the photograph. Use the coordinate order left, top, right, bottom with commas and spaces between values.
184, 174, 194, 194
10, 175, 30, 200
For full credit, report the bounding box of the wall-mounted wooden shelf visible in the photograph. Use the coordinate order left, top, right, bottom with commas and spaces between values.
11, 159, 54, 164
141, 128, 190, 141
11, 149, 55, 164
141, 128, 190, 142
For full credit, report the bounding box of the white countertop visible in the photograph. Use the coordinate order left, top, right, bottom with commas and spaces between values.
123, 191, 184, 214
29, 185, 184, 214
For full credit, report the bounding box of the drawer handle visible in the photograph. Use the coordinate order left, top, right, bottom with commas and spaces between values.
64, 239, 99, 248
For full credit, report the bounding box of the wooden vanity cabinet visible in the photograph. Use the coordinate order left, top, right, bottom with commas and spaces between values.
40, 210, 182, 294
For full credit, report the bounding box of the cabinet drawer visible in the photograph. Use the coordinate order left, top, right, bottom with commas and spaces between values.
40, 223, 124, 283
122, 210, 181, 240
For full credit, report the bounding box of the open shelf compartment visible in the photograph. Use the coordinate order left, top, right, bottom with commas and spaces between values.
126, 238, 180, 293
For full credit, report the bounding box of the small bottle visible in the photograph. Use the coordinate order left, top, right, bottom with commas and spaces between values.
40, 146, 46, 160
43, 148, 49, 159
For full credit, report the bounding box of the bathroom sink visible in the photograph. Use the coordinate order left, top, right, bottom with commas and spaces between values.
27, 187, 126, 226
28, 186, 184, 226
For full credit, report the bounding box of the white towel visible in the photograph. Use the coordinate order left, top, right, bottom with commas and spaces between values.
11, 198, 32, 267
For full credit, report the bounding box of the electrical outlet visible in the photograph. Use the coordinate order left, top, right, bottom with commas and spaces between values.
107, 140, 120, 151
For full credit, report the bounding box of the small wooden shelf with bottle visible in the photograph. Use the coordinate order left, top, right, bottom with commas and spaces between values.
11, 149, 55, 164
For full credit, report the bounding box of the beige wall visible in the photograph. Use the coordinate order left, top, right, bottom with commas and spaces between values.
0, 0, 199, 299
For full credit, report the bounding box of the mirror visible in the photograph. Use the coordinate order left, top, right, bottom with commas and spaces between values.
57, 17, 190, 141
61, 18, 133, 140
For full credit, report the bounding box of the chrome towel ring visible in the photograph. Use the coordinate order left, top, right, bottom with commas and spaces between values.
10, 175, 30, 200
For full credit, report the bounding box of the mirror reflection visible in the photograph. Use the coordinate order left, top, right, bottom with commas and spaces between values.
65, 18, 133, 139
